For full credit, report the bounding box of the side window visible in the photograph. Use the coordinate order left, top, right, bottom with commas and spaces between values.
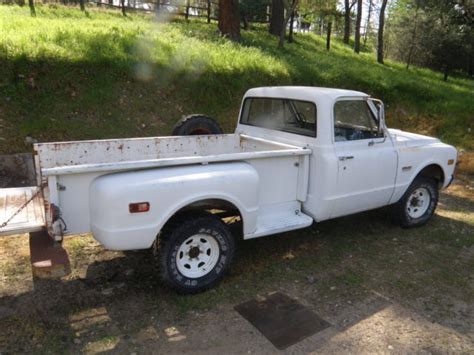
241, 98, 317, 137
334, 100, 382, 142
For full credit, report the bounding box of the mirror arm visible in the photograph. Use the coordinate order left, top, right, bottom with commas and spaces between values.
369, 98, 385, 135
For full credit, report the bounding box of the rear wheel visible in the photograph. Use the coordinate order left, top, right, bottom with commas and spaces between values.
393, 177, 438, 228
156, 214, 234, 294
171, 114, 223, 136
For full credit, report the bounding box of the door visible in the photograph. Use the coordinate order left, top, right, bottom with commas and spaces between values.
332, 99, 398, 218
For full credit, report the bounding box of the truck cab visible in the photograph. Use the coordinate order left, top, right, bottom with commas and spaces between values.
236, 86, 456, 222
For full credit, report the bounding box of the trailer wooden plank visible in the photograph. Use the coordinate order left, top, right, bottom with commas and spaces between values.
0, 187, 45, 236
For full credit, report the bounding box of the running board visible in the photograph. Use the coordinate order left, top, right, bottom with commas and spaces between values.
0, 186, 45, 236
244, 202, 313, 240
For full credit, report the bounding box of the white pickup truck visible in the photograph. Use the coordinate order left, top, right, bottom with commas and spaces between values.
0, 86, 457, 293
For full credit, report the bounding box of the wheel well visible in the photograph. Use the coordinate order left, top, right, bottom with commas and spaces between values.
416, 164, 444, 188
161, 199, 243, 238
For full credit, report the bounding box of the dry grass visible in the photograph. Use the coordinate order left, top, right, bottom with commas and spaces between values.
0, 180, 472, 352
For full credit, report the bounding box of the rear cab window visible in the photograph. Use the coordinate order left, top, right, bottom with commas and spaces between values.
240, 97, 317, 138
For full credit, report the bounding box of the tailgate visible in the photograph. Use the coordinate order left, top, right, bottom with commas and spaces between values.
0, 186, 45, 236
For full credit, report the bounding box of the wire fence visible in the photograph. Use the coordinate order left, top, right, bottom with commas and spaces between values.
96, 0, 219, 21
9, 0, 272, 23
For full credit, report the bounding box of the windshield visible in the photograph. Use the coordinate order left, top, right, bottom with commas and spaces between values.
240, 97, 317, 137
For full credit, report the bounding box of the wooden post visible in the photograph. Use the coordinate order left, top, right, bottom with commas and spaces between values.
207, 0, 211, 23
185, 0, 190, 20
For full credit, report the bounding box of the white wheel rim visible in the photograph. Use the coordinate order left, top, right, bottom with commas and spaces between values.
406, 187, 430, 219
176, 234, 220, 278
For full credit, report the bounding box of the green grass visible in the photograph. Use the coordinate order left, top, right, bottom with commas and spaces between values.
0, 4, 473, 154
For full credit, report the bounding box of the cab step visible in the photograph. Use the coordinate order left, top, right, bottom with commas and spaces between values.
245, 201, 313, 239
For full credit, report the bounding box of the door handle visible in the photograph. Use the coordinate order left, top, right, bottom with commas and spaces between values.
339, 156, 354, 161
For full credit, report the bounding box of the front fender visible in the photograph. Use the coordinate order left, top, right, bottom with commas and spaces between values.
89, 162, 259, 250
390, 143, 457, 203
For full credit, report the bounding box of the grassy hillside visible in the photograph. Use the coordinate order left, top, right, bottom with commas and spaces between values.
1, 5, 473, 154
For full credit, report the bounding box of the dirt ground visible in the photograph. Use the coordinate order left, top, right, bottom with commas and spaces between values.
0, 177, 473, 354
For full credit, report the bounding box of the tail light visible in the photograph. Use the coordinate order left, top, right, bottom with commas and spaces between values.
129, 202, 150, 213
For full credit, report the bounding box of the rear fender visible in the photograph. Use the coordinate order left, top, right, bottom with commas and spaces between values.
89, 162, 259, 250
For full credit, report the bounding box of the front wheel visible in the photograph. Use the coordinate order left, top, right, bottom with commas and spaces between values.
155, 214, 235, 294
393, 177, 439, 228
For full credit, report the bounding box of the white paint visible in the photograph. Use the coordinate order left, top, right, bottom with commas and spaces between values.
406, 187, 431, 218
176, 234, 220, 278
0, 86, 457, 251
237, 87, 457, 223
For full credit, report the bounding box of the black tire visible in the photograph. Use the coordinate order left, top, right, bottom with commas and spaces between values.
393, 177, 439, 228
155, 214, 235, 294
171, 114, 223, 136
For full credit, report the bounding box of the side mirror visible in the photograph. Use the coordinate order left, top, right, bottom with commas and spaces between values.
377, 103, 385, 135
369, 98, 385, 136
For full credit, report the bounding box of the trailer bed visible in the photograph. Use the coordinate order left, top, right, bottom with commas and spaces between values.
0, 186, 45, 236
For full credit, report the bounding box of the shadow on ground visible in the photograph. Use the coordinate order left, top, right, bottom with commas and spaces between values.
0, 182, 473, 352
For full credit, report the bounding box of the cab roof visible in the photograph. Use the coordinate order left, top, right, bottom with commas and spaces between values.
244, 86, 369, 103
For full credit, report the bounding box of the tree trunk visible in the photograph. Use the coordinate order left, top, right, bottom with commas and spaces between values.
278, 0, 298, 48
79, 0, 85, 11
354, 0, 362, 53
288, 9, 295, 42
121, 0, 126, 16
343, 0, 351, 44
326, 20, 332, 51
443, 64, 449, 81
405, 5, 419, 69
469, 53, 473, 77
242, 14, 249, 30
269, 0, 284, 36
377, 0, 388, 63
207, 0, 211, 23
28, 0, 36, 17
363, 0, 372, 46
218, 0, 241, 42
278, 24, 286, 48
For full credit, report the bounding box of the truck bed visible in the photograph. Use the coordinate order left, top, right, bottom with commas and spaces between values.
29, 133, 312, 239
34, 134, 310, 176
